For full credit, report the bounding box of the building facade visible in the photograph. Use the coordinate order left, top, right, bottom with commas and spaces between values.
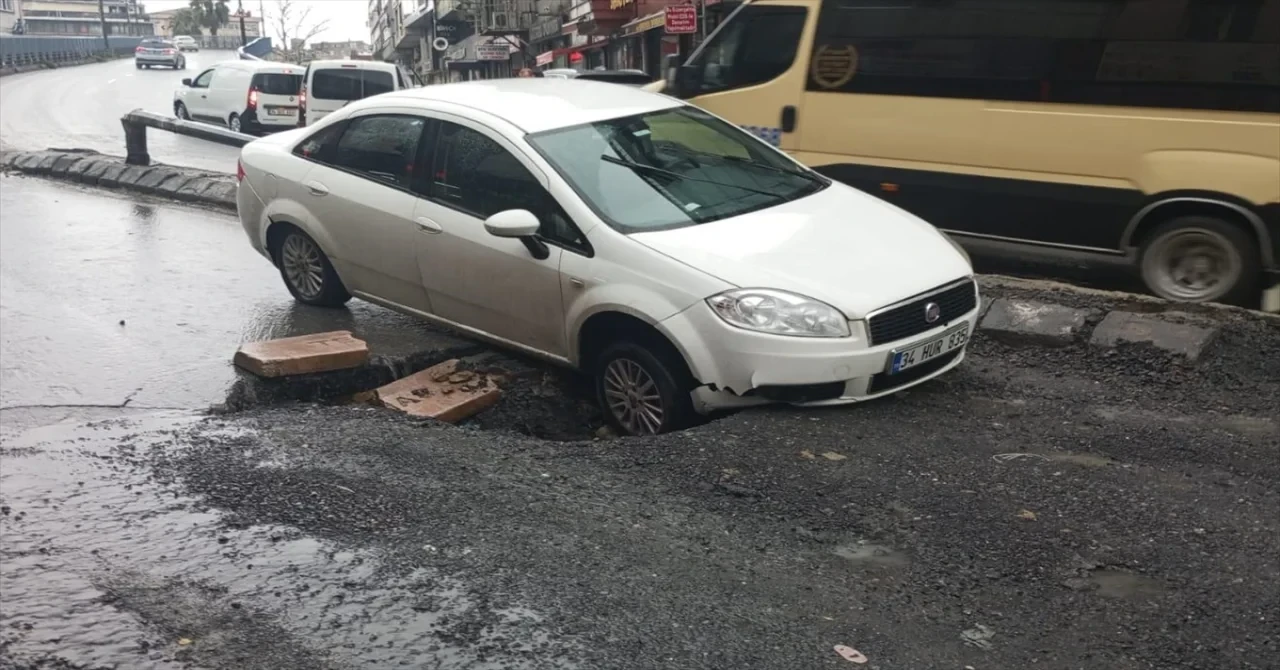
17, 0, 153, 36
148, 7, 262, 38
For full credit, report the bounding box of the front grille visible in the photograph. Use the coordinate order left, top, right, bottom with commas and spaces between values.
866, 349, 962, 395
866, 279, 977, 346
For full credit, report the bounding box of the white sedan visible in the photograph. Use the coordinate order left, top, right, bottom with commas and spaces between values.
235, 80, 979, 436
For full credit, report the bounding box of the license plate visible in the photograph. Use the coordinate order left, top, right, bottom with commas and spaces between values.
267, 108, 296, 116
889, 324, 969, 374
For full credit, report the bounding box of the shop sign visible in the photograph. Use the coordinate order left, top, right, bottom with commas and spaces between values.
476, 42, 511, 60
536, 50, 555, 66
609, 0, 634, 9
434, 19, 473, 43
664, 5, 697, 34
624, 13, 665, 35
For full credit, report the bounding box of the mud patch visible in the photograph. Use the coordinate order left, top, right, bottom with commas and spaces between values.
217, 348, 606, 442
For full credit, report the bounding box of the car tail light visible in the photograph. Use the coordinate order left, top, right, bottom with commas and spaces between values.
236, 159, 245, 182
165, 49, 175, 55
247, 87, 259, 110
299, 85, 307, 110
135, 46, 144, 53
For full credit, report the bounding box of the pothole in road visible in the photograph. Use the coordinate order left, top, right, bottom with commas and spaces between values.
217, 349, 607, 442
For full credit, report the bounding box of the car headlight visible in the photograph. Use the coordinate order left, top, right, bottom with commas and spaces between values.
943, 232, 971, 265
706, 289, 851, 338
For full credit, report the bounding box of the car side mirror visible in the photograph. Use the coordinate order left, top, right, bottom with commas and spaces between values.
484, 209, 549, 260
673, 63, 701, 99
181, 78, 192, 86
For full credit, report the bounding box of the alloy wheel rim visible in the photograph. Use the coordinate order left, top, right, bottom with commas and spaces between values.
281, 234, 324, 299
1147, 229, 1240, 301
230, 117, 240, 132
603, 358, 665, 436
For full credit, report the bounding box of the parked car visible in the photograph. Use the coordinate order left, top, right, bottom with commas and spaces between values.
135, 38, 185, 70
174, 60, 304, 134
298, 60, 419, 127
235, 80, 978, 436
173, 35, 199, 52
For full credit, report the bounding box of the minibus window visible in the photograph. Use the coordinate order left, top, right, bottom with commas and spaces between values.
689, 5, 807, 95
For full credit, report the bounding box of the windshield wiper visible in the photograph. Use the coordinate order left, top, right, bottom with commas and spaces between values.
671, 147, 826, 185
600, 154, 786, 201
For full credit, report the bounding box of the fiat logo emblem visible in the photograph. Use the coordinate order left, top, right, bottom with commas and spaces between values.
924, 302, 941, 323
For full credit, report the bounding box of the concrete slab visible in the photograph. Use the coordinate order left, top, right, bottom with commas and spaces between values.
68, 158, 100, 182
34, 153, 59, 174
155, 173, 193, 196
50, 154, 80, 175
979, 298, 1091, 347
133, 167, 175, 193
201, 181, 237, 208
233, 330, 370, 378
1090, 311, 1218, 361
80, 160, 111, 185
375, 359, 502, 423
115, 165, 152, 187
96, 163, 127, 187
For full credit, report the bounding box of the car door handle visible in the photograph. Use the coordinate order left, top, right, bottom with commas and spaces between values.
415, 217, 443, 233
304, 181, 329, 196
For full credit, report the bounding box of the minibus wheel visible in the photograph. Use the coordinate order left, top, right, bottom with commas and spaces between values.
1139, 215, 1259, 305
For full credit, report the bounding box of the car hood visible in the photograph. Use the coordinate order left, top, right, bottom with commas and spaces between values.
629, 183, 973, 319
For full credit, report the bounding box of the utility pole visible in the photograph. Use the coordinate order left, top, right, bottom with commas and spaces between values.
238, 0, 248, 45
99, 0, 110, 51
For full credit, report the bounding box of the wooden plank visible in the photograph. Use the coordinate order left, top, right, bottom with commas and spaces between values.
232, 330, 370, 378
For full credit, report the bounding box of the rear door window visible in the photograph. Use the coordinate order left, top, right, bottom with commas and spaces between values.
252, 73, 302, 96
311, 68, 396, 101
330, 115, 426, 189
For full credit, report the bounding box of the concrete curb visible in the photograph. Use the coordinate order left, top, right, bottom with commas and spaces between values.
0, 53, 131, 78
2, 148, 236, 211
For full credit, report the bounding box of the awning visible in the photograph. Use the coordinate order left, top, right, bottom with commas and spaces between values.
621, 11, 665, 36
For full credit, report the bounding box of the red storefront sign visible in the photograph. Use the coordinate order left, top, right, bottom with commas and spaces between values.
664, 5, 697, 34
536, 50, 555, 66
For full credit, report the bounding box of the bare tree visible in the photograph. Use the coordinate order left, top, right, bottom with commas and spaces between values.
269, 0, 330, 63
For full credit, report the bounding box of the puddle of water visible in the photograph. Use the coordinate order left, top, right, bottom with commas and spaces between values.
833, 543, 911, 569
1090, 569, 1165, 600
0, 411, 579, 669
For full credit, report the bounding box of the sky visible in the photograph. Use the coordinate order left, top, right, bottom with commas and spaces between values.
146, 0, 373, 44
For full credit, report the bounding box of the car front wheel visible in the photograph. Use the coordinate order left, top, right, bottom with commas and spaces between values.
594, 341, 695, 437
274, 227, 351, 307
174, 102, 189, 120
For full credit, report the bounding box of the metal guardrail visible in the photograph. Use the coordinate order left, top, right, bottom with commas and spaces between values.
121, 109, 255, 166
0, 35, 144, 68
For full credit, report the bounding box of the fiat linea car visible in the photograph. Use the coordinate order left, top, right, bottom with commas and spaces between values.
234, 79, 980, 436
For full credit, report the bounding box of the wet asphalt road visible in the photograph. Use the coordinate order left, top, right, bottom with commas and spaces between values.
0, 51, 244, 174
0, 175, 467, 411
2, 169, 1279, 667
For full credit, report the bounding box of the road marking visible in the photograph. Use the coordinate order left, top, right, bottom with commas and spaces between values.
107, 79, 117, 84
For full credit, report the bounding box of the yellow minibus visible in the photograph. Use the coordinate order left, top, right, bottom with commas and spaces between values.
658, 0, 1280, 310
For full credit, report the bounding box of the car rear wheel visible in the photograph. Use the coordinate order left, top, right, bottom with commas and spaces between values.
228, 113, 242, 133
1139, 215, 1259, 305
274, 227, 351, 307
594, 341, 695, 437
174, 102, 189, 120
134, 61, 142, 69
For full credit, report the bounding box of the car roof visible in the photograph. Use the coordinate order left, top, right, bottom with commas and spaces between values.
223, 60, 304, 74
308, 59, 397, 72
376, 79, 682, 134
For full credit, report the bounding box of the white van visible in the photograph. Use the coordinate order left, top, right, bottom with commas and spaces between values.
298, 60, 418, 127
173, 60, 305, 134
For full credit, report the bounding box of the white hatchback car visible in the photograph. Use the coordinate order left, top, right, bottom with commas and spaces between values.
235, 80, 979, 436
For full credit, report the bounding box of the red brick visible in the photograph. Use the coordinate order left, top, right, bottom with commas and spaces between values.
375, 359, 501, 423
233, 331, 369, 378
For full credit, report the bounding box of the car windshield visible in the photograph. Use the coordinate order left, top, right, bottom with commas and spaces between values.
527, 106, 826, 232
